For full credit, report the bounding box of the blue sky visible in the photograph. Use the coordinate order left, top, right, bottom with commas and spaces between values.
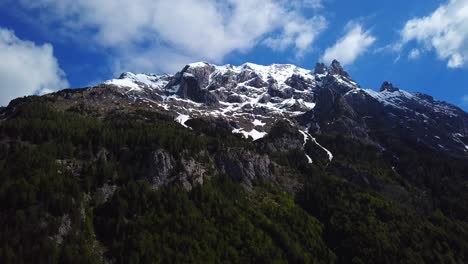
0, 0, 467, 110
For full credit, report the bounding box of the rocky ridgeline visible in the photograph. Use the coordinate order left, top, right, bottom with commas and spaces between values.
98, 60, 467, 158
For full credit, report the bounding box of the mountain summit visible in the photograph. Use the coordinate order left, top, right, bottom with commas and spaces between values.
1, 60, 468, 263
96, 60, 467, 157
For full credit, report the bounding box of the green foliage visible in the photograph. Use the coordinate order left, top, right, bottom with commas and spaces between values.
298, 171, 468, 263
0, 100, 466, 263
0, 101, 332, 263
94, 177, 334, 263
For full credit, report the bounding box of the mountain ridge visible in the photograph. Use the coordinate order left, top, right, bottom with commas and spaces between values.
1, 60, 468, 263
96, 60, 467, 158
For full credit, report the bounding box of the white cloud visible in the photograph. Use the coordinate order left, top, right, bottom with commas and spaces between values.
289, 0, 323, 10
401, 0, 468, 68
18, 0, 327, 74
321, 23, 376, 66
113, 46, 200, 74
0, 27, 68, 106
303, 0, 323, 9
263, 16, 327, 58
408, 48, 421, 60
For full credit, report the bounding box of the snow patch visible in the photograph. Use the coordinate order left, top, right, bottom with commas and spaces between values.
298, 99, 316, 110
208, 62, 314, 85
312, 137, 333, 162
167, 84, 180, 93
183, 72, 195, 77
232, 128, 267, 141
252, 119, 266, 127
164, 95, 203, 107
104, 72, 168, 92
298, 130, 313, 164
105, 78, 141, 91
188, 61, 209, 68
249, 129, 268, 141
334, 75, 358, 88
363, 89, 457, 116
175, 113, 191, 129
301, 129, 333, 162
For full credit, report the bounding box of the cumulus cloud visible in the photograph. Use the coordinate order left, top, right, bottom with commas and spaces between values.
113, 46, 200, 74
263, 16, 327, 58
401, 0, 468, 68
0, 27, 68, 106
303, 0, 323, 9
18, 0, 327, 73
408, 48, 421, 60
321, 23, 376, 66
289, 0, 323, 10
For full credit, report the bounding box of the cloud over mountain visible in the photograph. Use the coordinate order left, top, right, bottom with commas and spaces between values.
401, 0, 468, 68
322, 23, 376, 66
19, 0, 327, 73
0, 27, 68, 106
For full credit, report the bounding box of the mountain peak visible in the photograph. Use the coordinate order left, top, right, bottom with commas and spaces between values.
313, 60, 350, 78
329, 60, 349, 77
314, 63, 327, 75
44, 59, 468, 158
380, 81, 400, 92
187, 61, 211, 67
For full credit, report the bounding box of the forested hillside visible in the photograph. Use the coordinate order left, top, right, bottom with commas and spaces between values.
0, 96, 467, 264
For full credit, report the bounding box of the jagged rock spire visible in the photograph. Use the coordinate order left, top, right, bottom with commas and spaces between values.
380, 81, 400, 92
328, 60, 349, 77
314, 63, 327, 74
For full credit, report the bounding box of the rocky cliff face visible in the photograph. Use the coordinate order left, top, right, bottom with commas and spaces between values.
93, 60, 468, 160
6, 59, 465, 168
2, 59, 468, 263
9, 59, 461, 194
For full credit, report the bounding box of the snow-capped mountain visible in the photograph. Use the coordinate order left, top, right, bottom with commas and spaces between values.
3, 56, 468, 264
98, 60, 467, 158
103, 62, 322, 140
